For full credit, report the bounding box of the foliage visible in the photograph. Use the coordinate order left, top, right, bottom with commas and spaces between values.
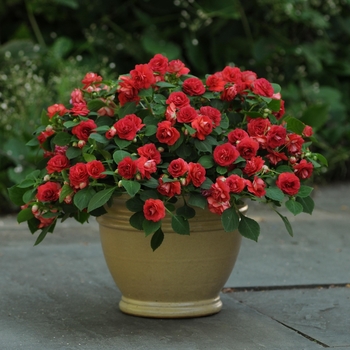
8, 54, 326, 249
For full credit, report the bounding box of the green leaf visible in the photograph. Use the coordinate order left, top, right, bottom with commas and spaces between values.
113, 150, 131, 164
275, 210, 293, 237
268, 98, 281, 112
138, 88, 153, 97
87, 187, 116, 212
33, 228, 49, 246
144, 124, 157, 136
114, 137, 132, 150
156, 81, 176, 88
126, 196, 144, 212
300, 104, 328, 130
265, 187, 285, 202
59, 184, 74, 203
41, 109, 49, 126
23, 189, 36, 204
87, 99, 107, 111
176, 205, 196, 219
188, 193, 207, 209
63, 120, 80, 128
297, 186, 313, 198
89, 133, 108, 144
53, 132, 72, 146
296, 196, 314, 214
216, 166, 227, 175
184, 124, 196, 135
143, 219, 161, 236
314, 153, 328, 167
198, 155, 214, 169
121, 180, 140, 197
221, 207, 239, 232
238, 215, 260, 242
83, 153, 96, 162
276, 165, 294, 173
285, 199, 303, 216
219, 114, 229, 129
66, 146, 81, 159
140, 190, 158, 201
129, 211, 145, 230
119, 102, 137, 118
142, 177, 159, 189
200, 177, 214, 190
26, 137, 39, 146
150, 228, 164, 251
271, 83, 281, 93
171, 215, 190, 235
17, 208, 34, 223
74, 187, 96, 211
17, 178, 35, 189
284, 116, 305, 135
8, 185, 27, 206
194, 139, 212, 153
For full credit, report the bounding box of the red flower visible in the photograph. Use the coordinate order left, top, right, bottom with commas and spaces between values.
276, 172, 300, 196
191, 115, 213, 140
69, 163, 89, 189
143, 199, 166, 222
241, 70, 257, 88
221, 85, 239, 101
130, 64, 155, 89
135, 156, 157, 179
294, 160, 313, 179
70, 102, 90, 116
286, 133, 304, 155
86, 160, 106, 179
303, 125, 313, 137
228, 128, 249, 144
148, 54, 169, 75
137, 143, 161, 164
166, 91, 190, 109
199, 106, 221, 127
226, 174, 246, 193
72, 119, 97, 141
176, 106, 198, 124
156, 121, 180, 145
273, 99, 285, 120
213, 143, 239, 166
167, 59, 190, 77
168, 158, 189, 178
221, 66, 242, 83
207, 197, 230, 215
210, 179, 230, 202
165, 102, 177, 124
117, 76, 140, 106
182, 77, 205, 96
206, 72, 225, 92
81, 72, 103, 89
266, 150, 288, 166
246, 176, 266, 197
117, 157, 137, 179
36, 182, 61, 202
187, 162, 206, 187
46, 154, 70, 174
114, 114, 144, 141
47, 104, 68, 118
266, 125, 287, 149
243, 156, 265, 177
236, 137, 259, 160
37, 130, 55, 144
247, 118, 271, 137
252, 78, 274, 97
70, 89, 85, 104
157, 176, 181, 198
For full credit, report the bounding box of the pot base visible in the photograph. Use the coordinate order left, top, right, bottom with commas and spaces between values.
119, 296, 222, 318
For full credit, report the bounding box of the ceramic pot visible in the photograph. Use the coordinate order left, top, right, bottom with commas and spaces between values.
97, 195, 247, 318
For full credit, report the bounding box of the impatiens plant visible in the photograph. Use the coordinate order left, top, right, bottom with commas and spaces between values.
8, 54, 327, 250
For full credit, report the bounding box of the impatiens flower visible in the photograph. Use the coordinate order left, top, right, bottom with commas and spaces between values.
206, 72, 225, 92
46, 154, 70, 174
137, 143, 161, 164
213, 143, 239, 166
117, 76, 140, 106
36, 182, 61, 202
135, 157, 157, 179
182, 77, 206, 96
143, 199, 166, 222
166, 91, 190, 109
210, 179, 230, 202
199, 106, 221, 127
303, 125, 313, 137
72, 119, 97, 141
168, 158, 189, 178
157, 176, 181, 198
286, 133, 304, 155
81, 72, 103, 90
176, 106, 198, 124
294, 160, 313, 179
243, 156, 265, 177
130, 64, 155, 89
246, 176, 266, 197
266, 125, 287, 149
187, 162, 206, 187
207, 196, 231, 215
117, 157, 137, 179
69, 163, 89, 189
156, 120, 180, 145
114, 114, 144, 141
70, 89, 85, 104
70, 102, 90, 116
266, 150, 288, 166
167, 59, 190, 77
221, 66, 242, 83
148, 54, 169, 75
247, 118, 271, 137
47, 104, 68, 118
226, 174, 245, 193
236, 137, 259, 160
228, 128, 249, 144
252, 78, 274, 97
191, 115, 213, 140
276, 172, 301, 196
86, 160, 106, 179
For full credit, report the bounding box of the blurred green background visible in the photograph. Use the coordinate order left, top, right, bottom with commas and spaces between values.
1, 0, 350, 213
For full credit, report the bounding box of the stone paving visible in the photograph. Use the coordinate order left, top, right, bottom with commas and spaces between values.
1, 183, 349, 350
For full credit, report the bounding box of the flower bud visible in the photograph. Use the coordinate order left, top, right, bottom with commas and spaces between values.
118, 180, 123, 187
289, 157, 297, 165
79, 182, 87, 189
72, 142, 78, 147
157, 147, 165, 153
64, 195, 72, 204
45, 125, 53, 132
31, 204, 39, 213
136, 173, 142, 181
78, 140, 86, 149
180, 178, 187, 186
43, 175, 50, 182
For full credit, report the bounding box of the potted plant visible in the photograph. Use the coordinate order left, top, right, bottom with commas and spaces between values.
9, 54, 327, 318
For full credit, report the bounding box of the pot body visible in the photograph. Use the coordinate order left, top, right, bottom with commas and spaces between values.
97, 196, 246, 318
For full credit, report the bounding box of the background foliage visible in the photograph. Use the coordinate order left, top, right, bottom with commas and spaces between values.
1, 0, 350, 213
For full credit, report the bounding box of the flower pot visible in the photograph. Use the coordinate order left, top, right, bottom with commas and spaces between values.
97, 195, 247, 318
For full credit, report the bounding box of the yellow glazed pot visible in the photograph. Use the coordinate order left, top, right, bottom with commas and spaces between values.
97, 195, 247, 318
